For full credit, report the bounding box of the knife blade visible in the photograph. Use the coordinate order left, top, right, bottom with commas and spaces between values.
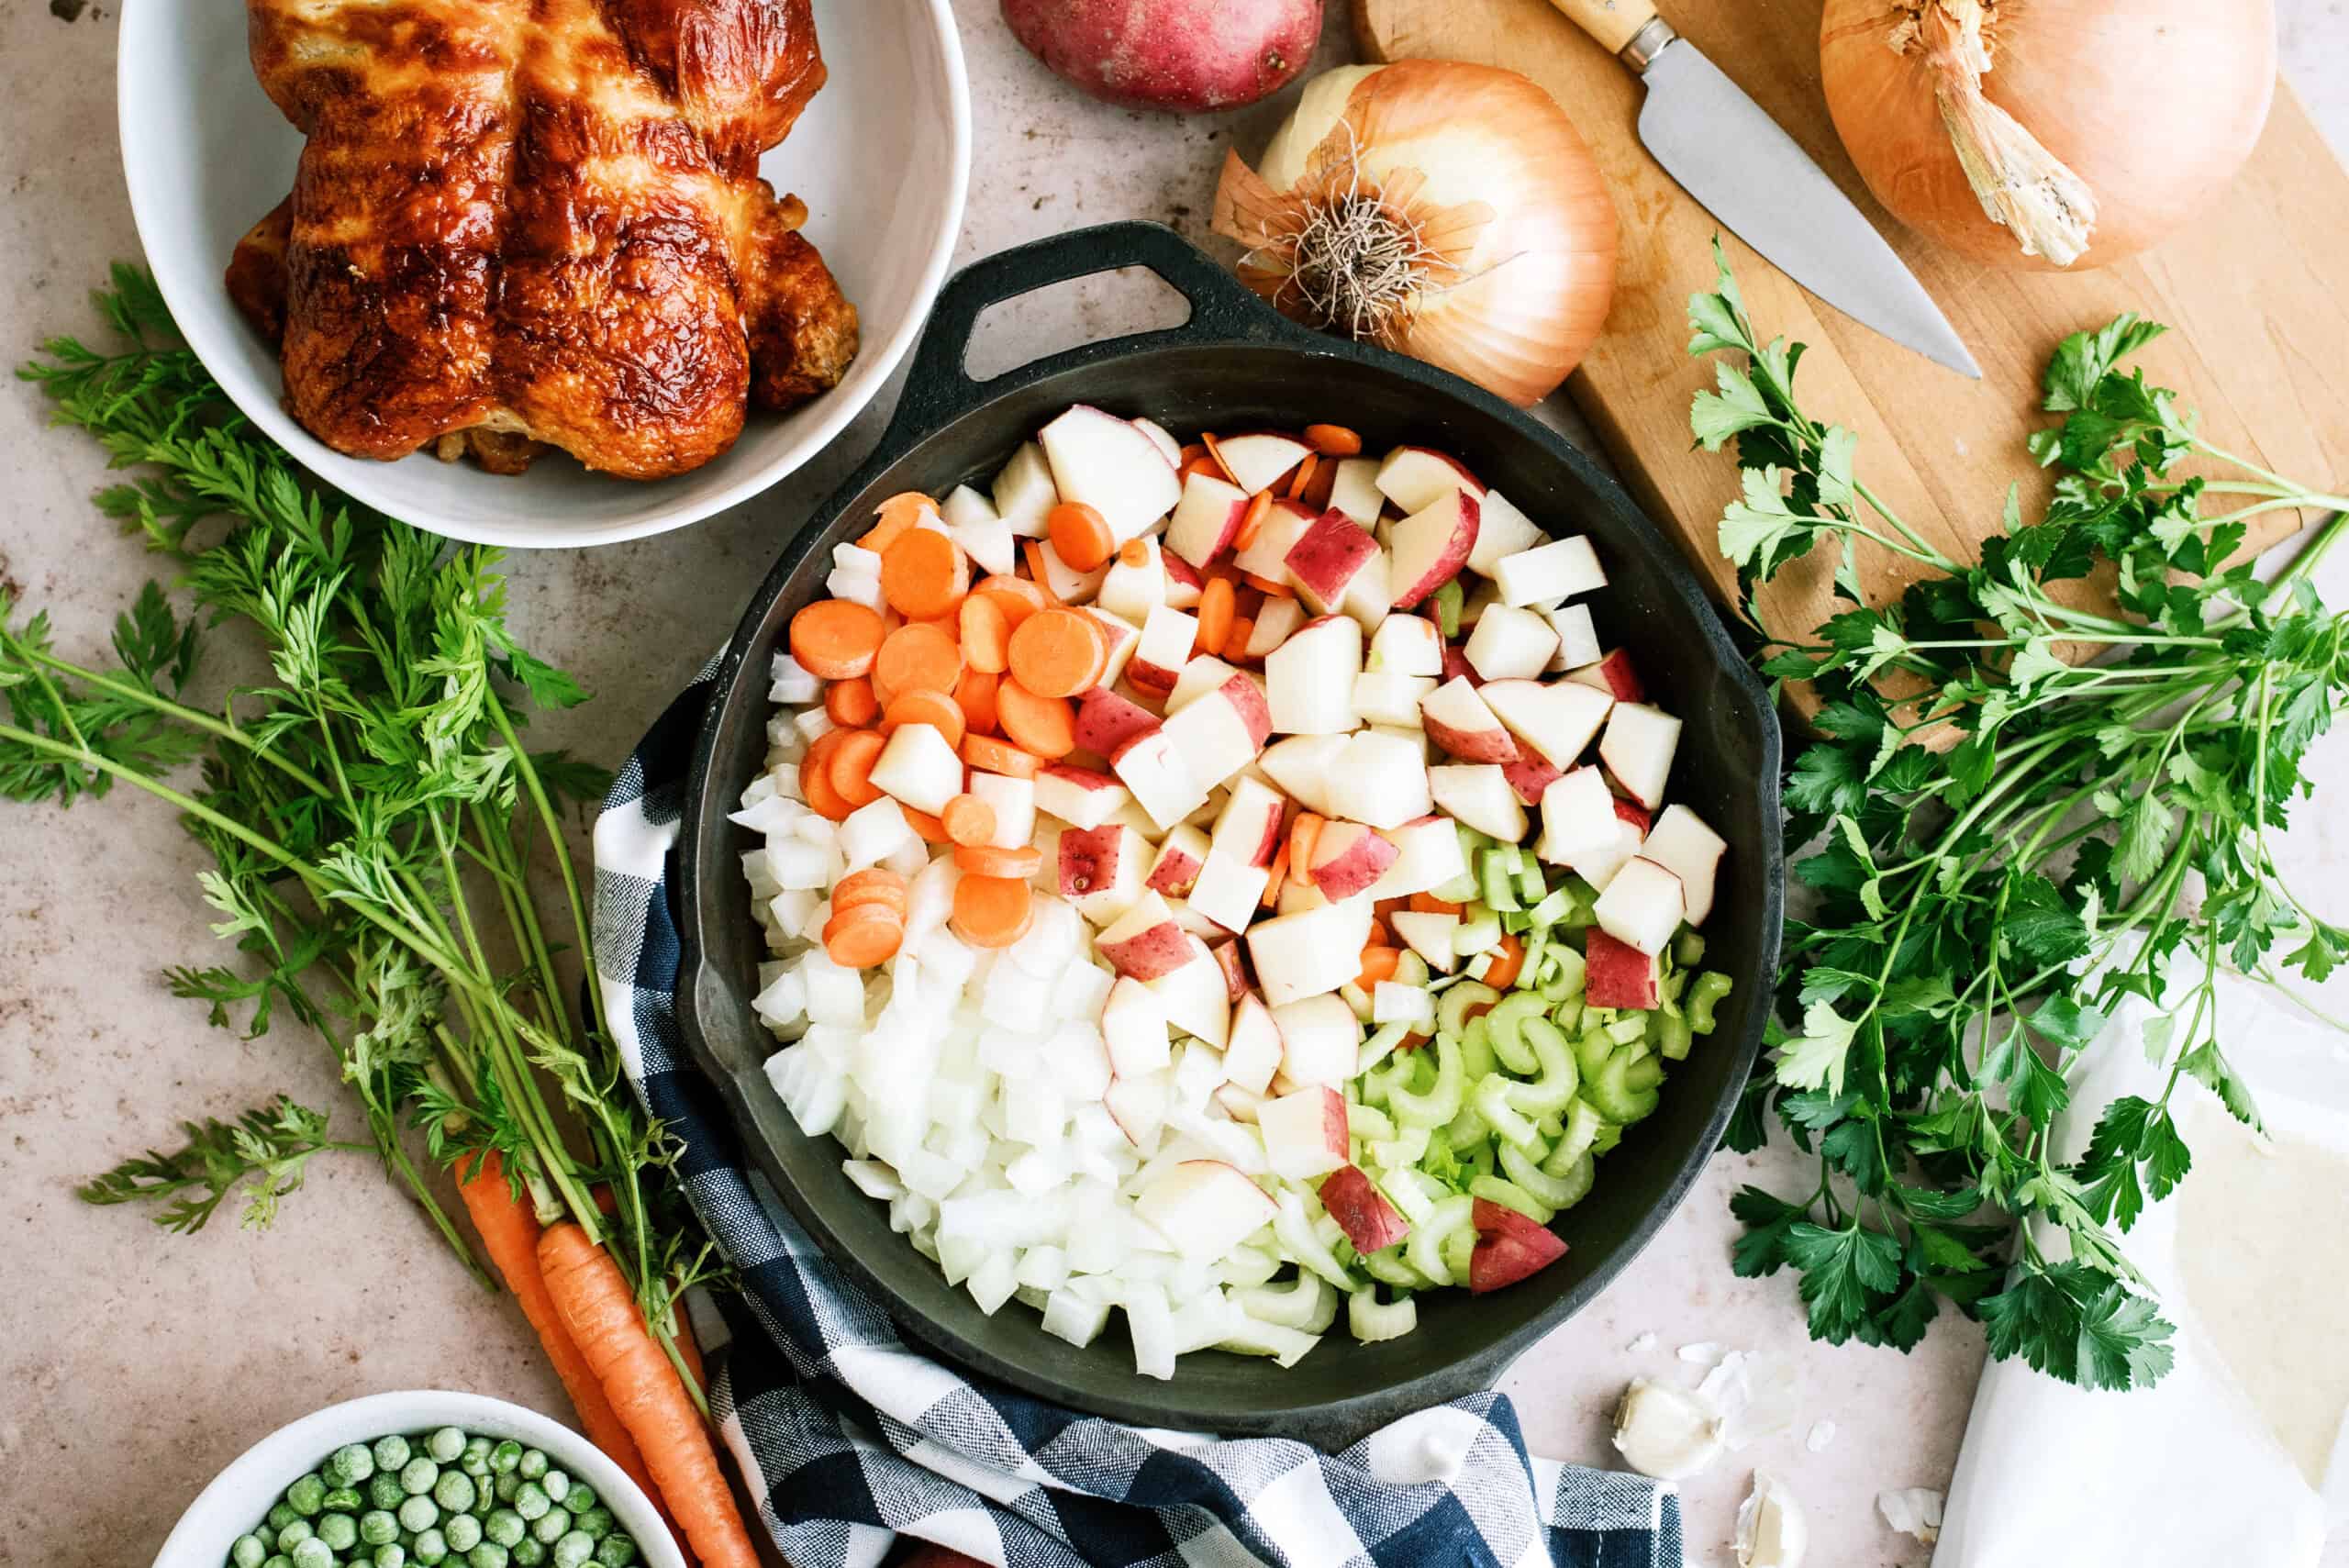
1551, 1, 1978, 377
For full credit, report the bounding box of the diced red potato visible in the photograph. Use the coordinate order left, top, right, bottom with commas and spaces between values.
1307, 821, 1398, 901
1187, 849, 1272, 932
1479, 678, 1612, 770
1389, 909, 1461, 973
1074, 687, 1162, 756
1640, 805, 1726, 927
1231, 497, 1319, 582
1257, 733, 1345, 817
1145, 823, 1210, 898
1035, 538, 1110, 603
1493, 534, 1606, 606
1592, 855, 1686, 956
1420, 676, 1520, 763
1096, 889, 1194, 980
1035, 763, 1133, 830
1129, 601, 1197, 691
1086, 608, 1141, 687
1320, 1164, 1411, 1254
1584, 927, 1662, 1009
1104, 1072, 1171, 1148
942, 484, 1017, 576
1352, 670, 1436, 728
1110, 725, 1208, 831
1502, 751, 1563, 807
1161, 671, 1272, 788
1209, 773, 1287, 868
1131, 417, 1183, 467
1168, 654, 1244, 714
1431, 763, 1528, 843
1136, 1160, 1276, 1259
1365, 815, 1470, 902
1285, 510, 1383, 614
1369, 614, 1444, 677
968, 771, 1036, 850
1037, 404, 1180, 546
1388, 489, 1480, 609
1264, 615, 1362, 736
1544, 603, 1602, 673
1258, 1084, 1349, 1181
1246, 596, 1308, 659
1101, 973, 1173, 1077
1058, 821, 1149, 926
1375, 445, 1483, 516
1567, 648, 1646, 702
1338, 547, 1393, 636
1326, 456, 1386, 529
1274, 878, 1330, 917
1463, 605, 1560, 681
1097, 534, 1167, 624
1164, 470, 1252, 568
1463, 489, 1546, 577
1536, 767, 1618, 865
1162, 550, 1205, 610
1468, 1198, 1567, 1293
990, 439, 1057, 537
1598, 702, 1684, 811
1221, 991, 1284, 1094
1247, 895, 1375, 1006
1215, 432, 1311, 494
1147, 934, 1232, 1047
1212, 1082, 1266, 1124
1324, 730, 1434, 831
1268, 993, 1362, 1087
1442, 643, 1482, 688
1207, 935, 1252, 1003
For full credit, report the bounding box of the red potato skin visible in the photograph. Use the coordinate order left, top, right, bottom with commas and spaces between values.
1001, 0, 1324, 115
1468, 1197, 1567, 1293
1320, 1163, 1410, 1253
1584, 928, 1659, 1009
1504, 752, 1563, 806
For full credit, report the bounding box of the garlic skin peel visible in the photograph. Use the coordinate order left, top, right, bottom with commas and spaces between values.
1820, 0, 2276, 270
1610, 1377, 1724, 1480
1734, 1471, 1809, 1568
1212, 61, 1618, 406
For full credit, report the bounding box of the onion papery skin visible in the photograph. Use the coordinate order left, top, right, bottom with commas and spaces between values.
1213, 61, 1618, 406
1820, 0, 2277, 271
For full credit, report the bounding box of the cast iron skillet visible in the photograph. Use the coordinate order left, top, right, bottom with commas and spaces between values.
678, 222, 1782, 1448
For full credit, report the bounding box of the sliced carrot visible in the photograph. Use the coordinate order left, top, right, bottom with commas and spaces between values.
1180, 454, 1224, 479
1286, 452, 1319, 501
1374, 896, 1409, 922
974, 573, 1049, 621
1241, 571, 1295, 598
1233, 490, 1272, 551
788, 600, 885, 681
950, 873, 1035, 949
1119, 538, 1152, 568
1409, 892, 1464, 915
996, 681, 1077, 758
882, 688, 967, 750
1007, 610, 1102, 701
1366, 917, 1393, 948
879, 526, 966, 620
941, 794, 996, 848
825, 677, 879, 728
1195, 577, 1235, 659
799, 730, 855, 821
958, 593, 1011, 675
1198, 430, 1240, 485
1304, 423, 1363, 457
824, 908, 905, 967
1019, 541, 1062, 605
1287, 813, 1324, 887
1178, 441, 1208, 466
962, 733, 1043, 778
902, 805, 949, 842
1222, 616, 1256, 663
1484, 932, 1526, 990
834, 868, 908, 909
858, 491, 937, 552
874, 622, 963, 699
953, 841, 1042, 878
1356, 944, 1403, 990
1046, 501, 1115, 573
827, 728, 887, 808
1300, 457, 1340, 510
831, 885, 908, 922
955, 667, 1001, 736
1260, 840, 1290, 906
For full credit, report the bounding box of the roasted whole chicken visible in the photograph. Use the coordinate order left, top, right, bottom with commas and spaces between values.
226, 0, 860, 481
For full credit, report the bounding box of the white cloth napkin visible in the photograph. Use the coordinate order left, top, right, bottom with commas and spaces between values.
1937, 968, 2349, 1567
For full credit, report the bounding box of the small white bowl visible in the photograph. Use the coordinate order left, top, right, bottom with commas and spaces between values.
116, 0, 970, 549
152, 1389, 689, 1568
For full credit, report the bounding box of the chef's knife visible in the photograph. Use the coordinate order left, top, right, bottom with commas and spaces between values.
1550, 0, 1980, 377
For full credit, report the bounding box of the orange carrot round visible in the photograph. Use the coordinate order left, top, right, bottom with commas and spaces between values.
881, 688, 967, 749
1286, 452, 1319, 501
974, 573, 1048, 622
995, 681, 1076, 758
1484, 931, 1526, 989
1287, 814, 1324, 887
874, 622, 963, 699
859, 490, 936, 552
789, 600, 885, 681
942, 794, 996, 848
1046, 502, 1115, 573
537, 1223, 762, 1568
1007, 610, 1102, 700
1357, 944, 1403, 990
950, 873, 1035, 949
1020, 541, 1061, 604
828, 728, 887, 808
1366, 917, 1393, 948
953, 841, 1042, 879
825, 677, 879, 728
1195, 578, 1235, 658
901, 804, 950, 843
1304, 423, 1363, 457
834, 868, 908, 910
456, 1158, 662, 1508
1119, 538, 1152, 568
799, 730, 855, 822
1222, 616, 1256, 663
1241, 571, 1294, 598
1233, 490, 1272, 551
954, 667, 1000, 737
880, 527, 966, 619
962, 733, 1043, 778
959, 594, 1011, 674
825, 907, 907, 967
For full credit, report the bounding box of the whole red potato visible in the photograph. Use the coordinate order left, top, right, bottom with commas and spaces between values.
1002, 0, 1323, 114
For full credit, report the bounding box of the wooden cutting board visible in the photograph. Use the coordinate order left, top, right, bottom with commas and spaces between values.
1355, 0, 2349, 645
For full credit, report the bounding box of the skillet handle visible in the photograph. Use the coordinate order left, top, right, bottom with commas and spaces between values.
888, 221, 1299, 436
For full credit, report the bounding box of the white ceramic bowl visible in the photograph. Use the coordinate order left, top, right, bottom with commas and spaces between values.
152, 1389, 690, 1568
117, 0, 969, 548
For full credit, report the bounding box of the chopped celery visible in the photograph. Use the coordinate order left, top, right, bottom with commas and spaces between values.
1387, 1033, 1466, 1128
1546, 1097, 1604, 1172
1520, 926, 1551, 987
1478, 851, 1521, 912
1605, 1012, 1649, 1045
1453, 915, 1503, 955
1550, 995, 1585, 1038
1442, 1224, 1476, 1281
1238, 1270, 1334, 1331
1544, 945, 1587, 1003
1408, 1194, 1476, 1285
1369, 1126, 1431, 1173
1359, 1245, 1431, 1290
1357, 1018, 1413, 1077
1586, 1049, 1662, 1122
1484, 992, 1548, 1074
1465, 951, 1495, 981
1573, 1027, 1615, 1081
1525, 886, 1574, 928
1514, 858, 1546, 905
1673, 929, 1707, 966
1350, 1102, 1397, 1143
1458, 1015, 1497, 1080
1473, 1073, 1543, 1149
1687, 971, 1733, 1034
1376, 1164, 1441, 1220
1434, 577, 1464, 638
1393, 950, 1430, 988
1438, 982, 1499, 1038
1548, 1151, 1597, 1208
1274, 1190, 1360, 1290
1350, 1287, 1419, 1342
1508, 1018, 1579, 1113
1469, 1173, 1554, 1224
1592, 1119, 1623, 1157
1655, 1008, 1695, 1061
1499, 1140, 1583, 1209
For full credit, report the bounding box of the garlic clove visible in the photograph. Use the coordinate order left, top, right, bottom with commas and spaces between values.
1734, 1471, 1809, 1568
1876, 1486, 1945, 1545
1610, 1377, 1724, 1480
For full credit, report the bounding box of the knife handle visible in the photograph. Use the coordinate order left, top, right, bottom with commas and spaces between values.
1549, 0, 1670, 64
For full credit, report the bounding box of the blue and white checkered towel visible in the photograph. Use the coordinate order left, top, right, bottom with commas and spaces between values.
590, 666, 1684, 1568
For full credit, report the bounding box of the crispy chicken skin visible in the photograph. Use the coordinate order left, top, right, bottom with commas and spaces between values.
230, 0, 857, 481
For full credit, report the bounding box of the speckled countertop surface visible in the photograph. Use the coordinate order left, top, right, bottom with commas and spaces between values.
6, 5, 2349, 1566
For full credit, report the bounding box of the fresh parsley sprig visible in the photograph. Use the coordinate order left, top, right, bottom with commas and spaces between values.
9, 272, 722, 1400
1689, 242, 2349, 1387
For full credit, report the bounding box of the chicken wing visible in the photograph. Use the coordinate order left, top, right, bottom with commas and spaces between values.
230, 0, 856, 482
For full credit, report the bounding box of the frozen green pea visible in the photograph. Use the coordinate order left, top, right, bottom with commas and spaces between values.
462, 1438, 495, 1479
552, 1533, 596, 1568
538, 1472, 567, 1506
516, 1449, 548, 1482
261, 1557, 294, 1568
397, 1496, 440, 1534
469, 1544, 510, 1568
513, 1484, 550, 1523
268, 1503, 301, 1534
360, 1511, 400, 1547
485, 1509, 526, 1548
425, 1428, 467, 1463
369, 1474, 408, 1511
557, 1484, 595, 1517
569, 1508, 611, 1542
374, 1546, 406, 1568
288, 1475, 328, 1517
290, 1538, 333, 1568
411, 1529, 448, 1566
328, 1444, 377, 1487
323, 1486, 365, 1514
275, 1520, 314, 1552
488, 1441, 523, 1476
373, 1435, 412, 1473
434, 1473, 476, 1514
495, 1474, 521, 1504
230, 1532, 269, 1568
401, 1458, 441, 1496
531, 1510, 570, 1546
317, 1514, 359, 1551
444, 1515, 483, 1554
592, 1534, 636, 1568
510, 1540, 545, 1568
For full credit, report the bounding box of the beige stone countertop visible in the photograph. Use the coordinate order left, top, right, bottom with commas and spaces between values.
7, 4, 2349, 1566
